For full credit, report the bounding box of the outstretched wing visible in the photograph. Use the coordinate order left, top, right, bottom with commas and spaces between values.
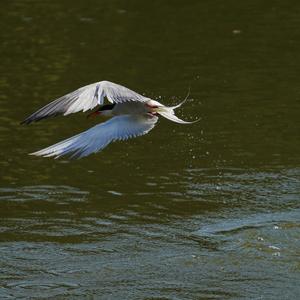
21, 81, 151, 124
30, 115, 158, 159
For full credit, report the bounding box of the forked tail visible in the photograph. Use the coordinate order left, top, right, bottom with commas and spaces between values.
157, 108, 197, 124
156, 91, 199, 124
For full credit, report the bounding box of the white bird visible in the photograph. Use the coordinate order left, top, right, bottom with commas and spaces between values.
22, 80, 197, 159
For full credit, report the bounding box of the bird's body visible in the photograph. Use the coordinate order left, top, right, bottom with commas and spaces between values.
22, 81, 197, 159
104, 100, 157, 116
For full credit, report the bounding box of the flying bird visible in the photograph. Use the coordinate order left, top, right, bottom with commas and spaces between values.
22, 81, 197, 159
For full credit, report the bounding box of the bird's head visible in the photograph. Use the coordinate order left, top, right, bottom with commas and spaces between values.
87, 104, 115, 118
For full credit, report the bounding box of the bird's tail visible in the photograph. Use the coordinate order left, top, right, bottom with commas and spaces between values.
157, 108, 197, 124
156, 91, 199, 124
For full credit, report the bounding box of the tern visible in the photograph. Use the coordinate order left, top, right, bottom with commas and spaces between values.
22, 81, 197, 159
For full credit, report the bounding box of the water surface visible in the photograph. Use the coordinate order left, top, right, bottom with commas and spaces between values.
0, 0, 300, 299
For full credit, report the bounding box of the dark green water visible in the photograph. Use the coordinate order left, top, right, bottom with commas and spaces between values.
1, 0, 300, 298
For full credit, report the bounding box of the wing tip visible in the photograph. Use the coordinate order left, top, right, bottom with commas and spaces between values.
21, 113, 44, 125
29, 151, 61, 159
20, 118, 32, 125
29, 151, 44, 157
21, 112, 62, 125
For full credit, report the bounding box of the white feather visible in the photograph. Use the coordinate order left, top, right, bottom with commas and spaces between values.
22, 81, 150, 124
30, 115, 158, 159
156, 105, 199, 124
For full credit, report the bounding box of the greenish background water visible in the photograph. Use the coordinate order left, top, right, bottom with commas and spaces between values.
0, 0, 299, 299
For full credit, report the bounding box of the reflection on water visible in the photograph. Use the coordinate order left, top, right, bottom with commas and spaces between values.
1, 0, 300, 298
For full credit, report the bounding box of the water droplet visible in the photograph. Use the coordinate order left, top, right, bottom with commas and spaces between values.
232, 29, 242, 34
269, 245, 280, 250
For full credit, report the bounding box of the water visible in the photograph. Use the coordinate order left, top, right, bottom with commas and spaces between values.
1, 0, 300, 299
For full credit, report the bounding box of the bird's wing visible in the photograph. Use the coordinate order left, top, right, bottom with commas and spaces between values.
21, 81, 150, 124
30, 115, 158, 159
102, 81, 149, 104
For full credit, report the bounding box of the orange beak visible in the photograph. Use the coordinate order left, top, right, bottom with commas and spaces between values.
87, 111, 101, 119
